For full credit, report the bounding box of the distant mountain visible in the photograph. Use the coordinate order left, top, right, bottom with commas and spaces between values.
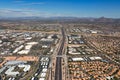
94, 17, 118, 22
0, 16, 120, 23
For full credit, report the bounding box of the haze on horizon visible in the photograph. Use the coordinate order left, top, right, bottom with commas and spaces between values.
0, 0, 120, 18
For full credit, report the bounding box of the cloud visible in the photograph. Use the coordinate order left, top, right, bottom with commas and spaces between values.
0, 9, 38, 17
13, 0, 25, 3
22, 2, 45, 5
13, 1, 24, 3
13, 0, 45, 6
0, 8, 63, 17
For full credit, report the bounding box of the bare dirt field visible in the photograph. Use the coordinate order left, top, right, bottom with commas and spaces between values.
0, 56, 39, 67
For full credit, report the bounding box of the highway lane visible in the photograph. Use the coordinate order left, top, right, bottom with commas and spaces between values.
55, 27, 65, 80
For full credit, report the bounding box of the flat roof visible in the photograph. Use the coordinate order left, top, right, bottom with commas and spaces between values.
72, 58, 84, 61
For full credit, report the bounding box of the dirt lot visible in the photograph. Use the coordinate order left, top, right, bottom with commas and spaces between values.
0, 56, 39, 67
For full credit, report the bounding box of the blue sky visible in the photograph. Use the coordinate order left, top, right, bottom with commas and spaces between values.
0, 0, 120, 18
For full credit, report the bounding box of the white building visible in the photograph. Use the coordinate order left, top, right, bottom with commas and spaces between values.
5, 66, 19, 76
18, 64, 31, 72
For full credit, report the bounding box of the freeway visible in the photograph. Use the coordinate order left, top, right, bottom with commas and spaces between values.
54, 27, 65, 80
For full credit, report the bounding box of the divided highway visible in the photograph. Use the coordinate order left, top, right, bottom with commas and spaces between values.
54, 27, 65, 80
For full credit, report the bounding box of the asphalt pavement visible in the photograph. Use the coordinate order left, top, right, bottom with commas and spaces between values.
54, 27, 65, 80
